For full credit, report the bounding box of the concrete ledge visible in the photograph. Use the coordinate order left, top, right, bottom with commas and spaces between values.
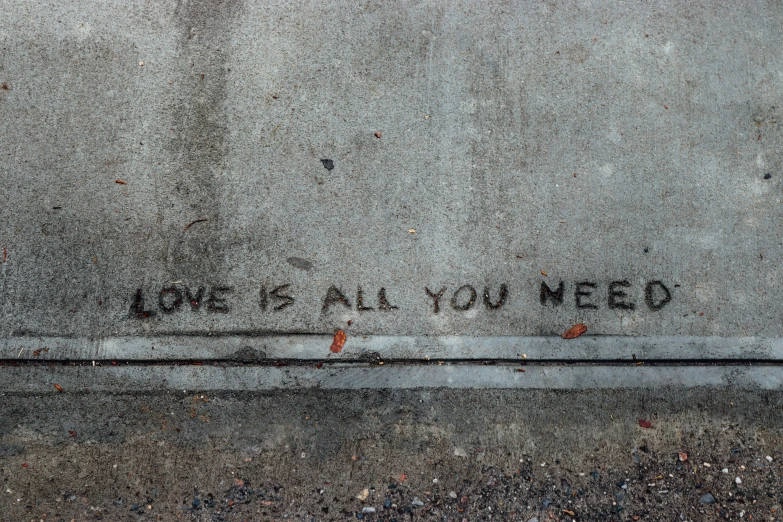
2, 363, 782, 392
4, 334, 783, 361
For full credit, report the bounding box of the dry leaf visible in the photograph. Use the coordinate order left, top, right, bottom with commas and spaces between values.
563, 510, 575, 516
678, 452, 688, 462
540, 270, 548, 277
330, 330, 346, 353
562, 323, 587, 339
54, 384, 63, 392
638, 419, 653, 429
356, 488, 369, 501
115, 179, 127, 185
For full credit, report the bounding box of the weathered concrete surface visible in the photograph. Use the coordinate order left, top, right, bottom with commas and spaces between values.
1, 0, 783, 360
5, 2, 783, 520
2, 387, 783, 521
3, 364, 783, 392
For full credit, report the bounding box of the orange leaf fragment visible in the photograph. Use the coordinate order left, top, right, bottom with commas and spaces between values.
678, 451, 688, 462
638, 419, 653, 429
563, 510, 576, 516
330, 330, 346, 353
115, 179, 127, 185
54, 383, 64, 392
561, 323, 587, 339
540, 270, 548, 277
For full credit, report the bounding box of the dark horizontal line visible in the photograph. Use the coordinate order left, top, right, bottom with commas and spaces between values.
11, 330, 336, 339
3, 359, 783, 367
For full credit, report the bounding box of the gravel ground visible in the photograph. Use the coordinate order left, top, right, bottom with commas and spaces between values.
2, 387, 782, 521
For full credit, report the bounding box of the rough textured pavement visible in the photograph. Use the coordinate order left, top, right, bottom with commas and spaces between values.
2, 387, 783, 521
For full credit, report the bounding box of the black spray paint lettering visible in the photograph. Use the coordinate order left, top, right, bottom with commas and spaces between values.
377, 288, 399, 311
425, 287, 447, 313
538, 280, 672, 311
608, 280, 635, 310
207, 286, 233, 313
428, 284, 507, 312
574, 282, 598, 309
128, 278, 674, 319
645, 280, 672, 310
323, 285, 400, 313
483, 284, 508, 310
356, 286, 374, 311
450, 285, 478, 311
185, 286, 205, 310
129, 288, 156, 318
158, 286, 183, 314
260, 284, 295, 311
322, 286, 352, 313
131, 285, 228, 318
540, 281, 565, 307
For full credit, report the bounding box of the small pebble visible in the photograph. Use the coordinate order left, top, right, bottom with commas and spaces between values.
722, 468, 729, 473
412, 498, 424, 507
735, 477, 742, 485
542, 499, 553, 508
362, 507, 376, 514
766, 456, 774, 463
700, 493, 717, 504
448, 491, 458, 499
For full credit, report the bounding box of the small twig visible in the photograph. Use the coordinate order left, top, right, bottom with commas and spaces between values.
184, 218, 208, 231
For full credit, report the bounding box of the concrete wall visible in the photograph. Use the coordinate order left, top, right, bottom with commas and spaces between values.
1, 1, 781, 356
